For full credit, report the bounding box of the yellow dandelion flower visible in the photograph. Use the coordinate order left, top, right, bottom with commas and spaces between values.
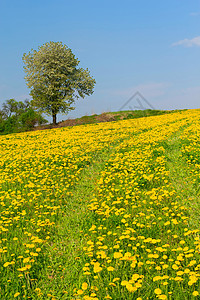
153, 276, 162, 281
154, 288, 162, 295
126, 283, 137, 292
93, 262, 102, 273
105, 295, 112, 299
121, 280, 129, 286
158, 295, 167, 300
107, 266, 114, 271
82, 282, 88, 290
77, 289, 83, 295
172, 264, 179, 270
3, 262, 10, 267
114, 252, 123, 258
23, 257, 30, 264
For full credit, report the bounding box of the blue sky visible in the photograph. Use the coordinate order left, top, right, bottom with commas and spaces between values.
0, 0, 200, 122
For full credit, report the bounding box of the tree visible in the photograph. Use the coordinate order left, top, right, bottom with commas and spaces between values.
2, 98, 18, 118
22, 41, 96, 125
2, 98, 31, 118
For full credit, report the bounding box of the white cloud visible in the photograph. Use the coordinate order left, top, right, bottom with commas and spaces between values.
172, 36, 200, 47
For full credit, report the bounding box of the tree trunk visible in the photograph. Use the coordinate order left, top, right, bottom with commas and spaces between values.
52, 113, 57, 125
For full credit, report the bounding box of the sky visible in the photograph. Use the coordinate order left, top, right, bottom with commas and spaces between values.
0, 0, 200, 122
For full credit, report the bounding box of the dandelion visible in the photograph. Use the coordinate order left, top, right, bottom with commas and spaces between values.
158, 295, 167, 300
114, 252, 123, 258
154, 288, 162, 295
172, 264, 179, 270
93, 262, 102, 273
3, 262, 10, 267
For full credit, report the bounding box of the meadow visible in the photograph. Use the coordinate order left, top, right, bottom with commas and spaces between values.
0, 109, 199, 299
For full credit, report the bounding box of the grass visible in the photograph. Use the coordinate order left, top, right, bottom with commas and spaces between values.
164, 132, 200, 229
0, 109, 199, 299
36, 109, 185, 131
34, 147, 120, 298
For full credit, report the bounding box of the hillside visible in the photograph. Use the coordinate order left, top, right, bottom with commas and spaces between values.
0, 109, 199, 299
35, 109, 181, 130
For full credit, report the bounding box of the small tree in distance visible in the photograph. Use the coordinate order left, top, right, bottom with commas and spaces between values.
23, 41, 96, 125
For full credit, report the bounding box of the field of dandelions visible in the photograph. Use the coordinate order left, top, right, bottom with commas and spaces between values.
0, 109, 199, 299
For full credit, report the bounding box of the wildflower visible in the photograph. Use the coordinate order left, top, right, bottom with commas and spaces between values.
154, 288, 162, 295
3, 262, 10, 267
114, 252, 123, 258
82, 282, 88, 290
158, 295, 167, 300
172, 264, 179, 270
93, 262, 102, 273
107, 266, 114, 271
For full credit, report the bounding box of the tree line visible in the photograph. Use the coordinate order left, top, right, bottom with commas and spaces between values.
0, 99, 47, 134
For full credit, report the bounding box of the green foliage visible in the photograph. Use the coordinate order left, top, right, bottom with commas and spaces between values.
3, 115, 20, 134
1, 98, 31, 118
18, 109, 48, 130
2, 98, 19, 117
22, 41, 96, 124
0, 99, 47, 134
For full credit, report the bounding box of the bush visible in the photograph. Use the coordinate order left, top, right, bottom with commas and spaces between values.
2, 116, 20, 134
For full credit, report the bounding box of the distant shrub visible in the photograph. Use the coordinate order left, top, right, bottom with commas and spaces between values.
18, 109, 48, 131
1, 115, 20, 134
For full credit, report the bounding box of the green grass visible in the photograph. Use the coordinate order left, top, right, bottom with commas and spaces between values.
164, 133, 200, 229
33, 147, 119, 298
0, 110, 199, 299
39, 109, 187, 130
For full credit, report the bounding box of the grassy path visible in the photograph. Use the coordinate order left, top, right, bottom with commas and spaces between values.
36, 148, 118, 298
164, 131, 200, 230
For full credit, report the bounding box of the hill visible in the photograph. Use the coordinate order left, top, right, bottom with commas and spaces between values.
35, 109, 183, 130
0, 109, 199, 299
